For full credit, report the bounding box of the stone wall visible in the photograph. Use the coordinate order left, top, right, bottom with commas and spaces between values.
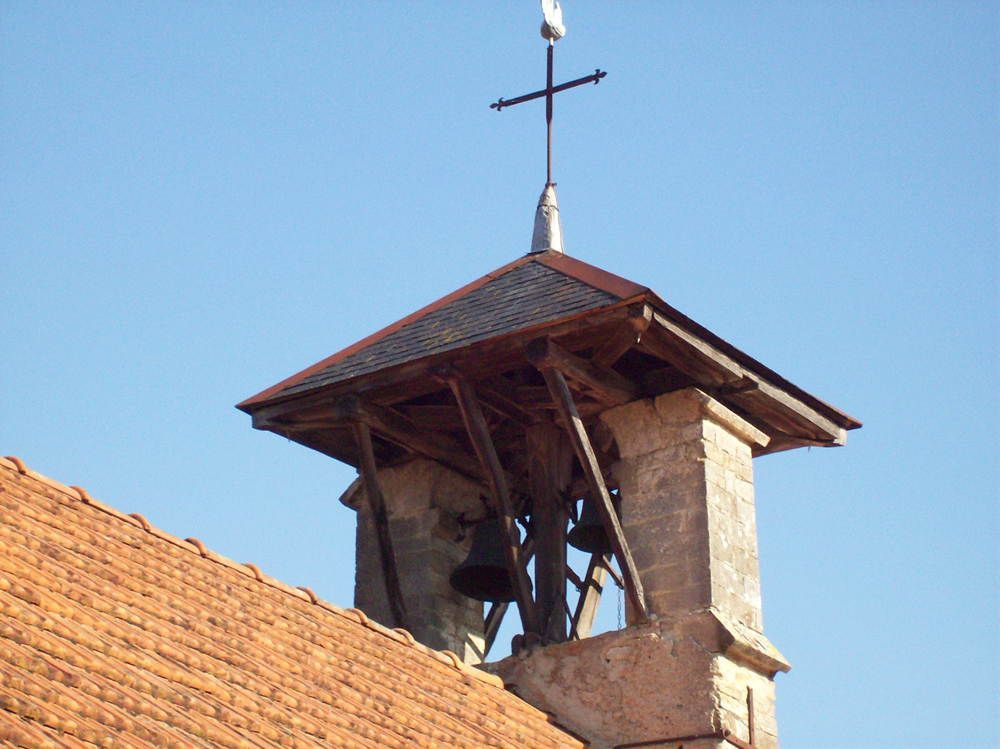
344, 459, 488, 664
486, 613, 785, 749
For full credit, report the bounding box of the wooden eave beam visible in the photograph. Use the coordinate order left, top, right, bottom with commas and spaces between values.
525, 338, 639, 407
447, 375, 538, 636
639, 312, 745, 387
727, 378, 847, 445
267, 394, 532, 492
352, 422, 408, 630
535, 363, 648, 623
638, 312, 847, 444
591, 304, 653, 368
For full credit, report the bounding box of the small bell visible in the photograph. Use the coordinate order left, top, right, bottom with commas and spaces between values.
450, 519, 524, 603
567, 491, 622, 555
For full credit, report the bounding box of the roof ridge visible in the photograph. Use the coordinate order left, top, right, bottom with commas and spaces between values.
0, 455, 505, 691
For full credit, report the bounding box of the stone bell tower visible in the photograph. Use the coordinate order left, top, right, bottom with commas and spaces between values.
239, 237, 860, 747
238, 8, 858, 744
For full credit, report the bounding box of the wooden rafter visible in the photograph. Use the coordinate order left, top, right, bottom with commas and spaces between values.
525, 338, 638, 407
352, 422, 408, 631
447, 375, 538, 636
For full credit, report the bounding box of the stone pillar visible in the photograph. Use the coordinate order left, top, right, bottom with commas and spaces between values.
486, 389, 789, 749
600, 387, 768, 631
342, 459, 487, 664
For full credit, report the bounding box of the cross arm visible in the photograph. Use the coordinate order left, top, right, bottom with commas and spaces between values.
490, 69, 608, 111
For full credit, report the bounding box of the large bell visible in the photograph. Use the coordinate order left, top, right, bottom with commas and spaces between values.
567, 491, 622, 555
449, 519, 520, 603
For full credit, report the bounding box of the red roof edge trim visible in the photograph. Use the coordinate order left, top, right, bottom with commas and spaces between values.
236, 254, 539, 411
539, 252, 650, 300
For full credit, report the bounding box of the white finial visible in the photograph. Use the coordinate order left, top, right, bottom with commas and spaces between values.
541, 0, 565, 44
530, 184, 564, 254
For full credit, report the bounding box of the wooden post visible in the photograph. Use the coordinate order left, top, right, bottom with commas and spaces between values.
352, 421, 408, 630
536, 364, 648, 622
527, 422, 573, 643
571, 552, 609, 639
448, 376, 538, 635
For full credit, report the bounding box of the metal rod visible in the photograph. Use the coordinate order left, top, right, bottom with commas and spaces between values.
546, 43, 553, 186
747, 688, 755, 747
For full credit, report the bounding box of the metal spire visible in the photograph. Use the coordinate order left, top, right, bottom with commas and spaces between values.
490, 1, 607, 254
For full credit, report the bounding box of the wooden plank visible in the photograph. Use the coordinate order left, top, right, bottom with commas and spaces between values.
447, 376, 538, 636
526, 338, 638, 407
352, 421, 408, 631
591, 304, 653, 368
527, 422, 573, 644
571, 553, 609, 640
538, 366, 648, 623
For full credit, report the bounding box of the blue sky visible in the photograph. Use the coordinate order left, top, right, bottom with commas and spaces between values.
2, 2, 997, 747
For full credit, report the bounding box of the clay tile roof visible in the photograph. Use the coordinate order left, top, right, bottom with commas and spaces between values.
0, 457, 584, 749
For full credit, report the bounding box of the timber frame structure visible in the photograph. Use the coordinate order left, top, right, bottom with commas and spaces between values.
238, 250, 860, 652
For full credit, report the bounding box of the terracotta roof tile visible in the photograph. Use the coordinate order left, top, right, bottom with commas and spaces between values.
0, 458, 584, 749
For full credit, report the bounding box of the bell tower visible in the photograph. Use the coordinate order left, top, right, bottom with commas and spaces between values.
238, 4, 860, 746
239, 249, 859, 746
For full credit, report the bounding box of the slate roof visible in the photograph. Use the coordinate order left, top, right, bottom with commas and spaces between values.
0, 456, 584, 749
279, 261, 619, 399
239, 251, 649, 410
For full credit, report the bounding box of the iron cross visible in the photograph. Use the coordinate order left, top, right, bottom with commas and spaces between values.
490, 42, 607, 187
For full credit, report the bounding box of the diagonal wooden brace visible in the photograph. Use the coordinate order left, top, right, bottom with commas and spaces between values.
535, 363, 648, 623
352, 421, 409, 631
447, 375, 538, 636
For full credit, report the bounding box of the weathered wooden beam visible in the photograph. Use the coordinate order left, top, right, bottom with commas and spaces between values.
591, 304, 654, 368
571, 553, 609, 640
352, 421, 408, 631
483, 602, 509, 658
565, 564, 584, 591
399, 404, 467, 432
447, 376, 538, 636
336, 394, 487, 480
526, 338, 638, 407
639, 316, 744, 387
527, 422, 573, 644
475, 376, 541, 427
537, 366, 648, 623
599, 554, 625, 591
729, 376, 847, 444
